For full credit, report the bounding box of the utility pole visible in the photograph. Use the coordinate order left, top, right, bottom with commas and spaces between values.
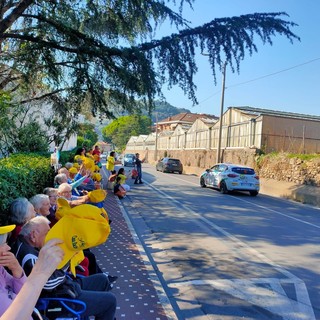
216, 62, 227, 163
154, 112, 158, 161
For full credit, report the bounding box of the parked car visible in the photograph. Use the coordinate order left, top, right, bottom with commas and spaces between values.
156, 157, 183, 174
200, 163, 260, 196
100, 153, 107, 160
122, 153, 136, 166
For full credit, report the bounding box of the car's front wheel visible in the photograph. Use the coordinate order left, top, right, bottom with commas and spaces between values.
200, 176, 206, 188
220, 181, 228, 194
249, 191, 259, 196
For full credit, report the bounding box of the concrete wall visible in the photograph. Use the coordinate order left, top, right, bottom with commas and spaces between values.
127, 148, 258, 174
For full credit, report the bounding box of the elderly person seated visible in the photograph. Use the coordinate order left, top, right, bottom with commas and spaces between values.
64, 162, 74, 170
7, 198, 36, 246
43, 187, 58, 227
0, 224, 28, 318
11, 216, 117, 320
29, 194, 51, 218
0, 236, 64, 320
54, 173, 68, 187
57, 183, 89, 207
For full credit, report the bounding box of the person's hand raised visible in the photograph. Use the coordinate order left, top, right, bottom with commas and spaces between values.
32, 239, 64, 279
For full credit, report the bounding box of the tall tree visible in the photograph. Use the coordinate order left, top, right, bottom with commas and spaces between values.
76, 123, 99, 149
0, 1, 299, 119
0, 97, 49, 155
102, 115, 151, 150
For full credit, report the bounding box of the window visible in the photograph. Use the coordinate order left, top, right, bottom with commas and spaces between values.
232, 167, 255, 175
167, 159, 181, 164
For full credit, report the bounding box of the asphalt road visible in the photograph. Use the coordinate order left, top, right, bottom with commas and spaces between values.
117, 163, 320, 320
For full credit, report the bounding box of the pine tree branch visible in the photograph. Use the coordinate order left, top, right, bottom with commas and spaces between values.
0, 0, 34, 35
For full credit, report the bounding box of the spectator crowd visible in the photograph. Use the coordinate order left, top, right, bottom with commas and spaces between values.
0, 145, 146, 320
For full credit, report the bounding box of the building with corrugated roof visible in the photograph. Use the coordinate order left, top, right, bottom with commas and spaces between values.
224, 107, 320, 153
126, 107, 320, 159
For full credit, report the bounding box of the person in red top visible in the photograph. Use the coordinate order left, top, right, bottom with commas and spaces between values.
92, 145, 102, 168
92, 145, 101, 162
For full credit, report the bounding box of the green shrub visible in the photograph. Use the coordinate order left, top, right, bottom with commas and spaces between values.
59, 149, 77, 164
0, 153, 55, 222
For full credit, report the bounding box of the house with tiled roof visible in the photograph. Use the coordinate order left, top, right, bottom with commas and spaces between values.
157, 112, 218, 132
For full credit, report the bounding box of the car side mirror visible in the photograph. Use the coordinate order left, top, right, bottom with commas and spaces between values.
206, 169, 210, 172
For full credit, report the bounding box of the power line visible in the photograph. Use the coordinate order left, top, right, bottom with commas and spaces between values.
227, 56, 320, 89
193, 56, 320, 109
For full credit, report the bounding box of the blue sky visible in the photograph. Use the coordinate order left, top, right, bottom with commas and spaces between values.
159, 1, 320, 117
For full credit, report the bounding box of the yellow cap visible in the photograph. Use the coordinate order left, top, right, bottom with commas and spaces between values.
45, 203, 110, 275
69, 167, 78, 174
83, 157, 95, 170
88, 189, 107, 203
56, 198, 71, 220
92, 173, 102, 182
0, 225, 16, 235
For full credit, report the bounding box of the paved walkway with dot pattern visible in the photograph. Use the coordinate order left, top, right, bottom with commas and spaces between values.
91, 192, 169, 320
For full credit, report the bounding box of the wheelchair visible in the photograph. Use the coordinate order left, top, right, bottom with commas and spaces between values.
35, 296, 87, 320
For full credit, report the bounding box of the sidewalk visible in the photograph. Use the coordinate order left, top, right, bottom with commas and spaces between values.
91, 189, 170, 320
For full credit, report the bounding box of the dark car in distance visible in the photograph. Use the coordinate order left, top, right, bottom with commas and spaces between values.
156, 157, 183, 174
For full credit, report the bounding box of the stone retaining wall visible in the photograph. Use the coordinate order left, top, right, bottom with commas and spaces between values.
258, 154, 320, 186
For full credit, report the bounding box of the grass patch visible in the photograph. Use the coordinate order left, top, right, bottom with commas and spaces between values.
287, 153, 320, 161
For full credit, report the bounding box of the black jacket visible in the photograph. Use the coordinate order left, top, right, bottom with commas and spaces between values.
11, 236, 66, 291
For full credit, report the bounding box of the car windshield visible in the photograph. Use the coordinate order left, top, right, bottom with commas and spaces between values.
232, 167, 255, 175
167, 159, 180, 164
125, 154, 134, 159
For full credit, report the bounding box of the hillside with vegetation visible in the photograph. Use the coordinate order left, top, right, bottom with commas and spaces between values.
100, 101, 190, 150
150, 101, 190, 124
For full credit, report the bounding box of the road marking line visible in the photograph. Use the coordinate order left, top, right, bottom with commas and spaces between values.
149, 171, 320, 229
171, 278, 315, 320
101, 166, 178, 319
235, 196, 320, 228
143, 181, 315, 319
